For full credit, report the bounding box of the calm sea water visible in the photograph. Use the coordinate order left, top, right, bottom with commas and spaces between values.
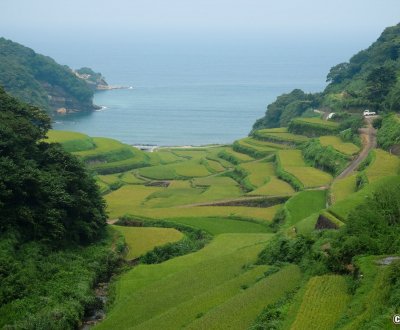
47, 37, 365, 146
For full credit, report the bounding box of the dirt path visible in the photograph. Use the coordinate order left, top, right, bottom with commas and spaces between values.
334, 118, 377, 181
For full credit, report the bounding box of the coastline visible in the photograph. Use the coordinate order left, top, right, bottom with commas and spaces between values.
96, 85, 133, 91
133, 143, 225, 152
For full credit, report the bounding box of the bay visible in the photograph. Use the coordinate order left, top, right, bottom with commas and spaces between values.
48, 37, 365, 146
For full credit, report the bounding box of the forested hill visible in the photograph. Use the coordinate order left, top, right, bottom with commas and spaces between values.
0, 87, 116, 329
253, 22, 400, 130
0, 37, 101, 114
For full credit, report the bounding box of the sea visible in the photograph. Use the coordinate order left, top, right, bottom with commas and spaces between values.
31, 35, 371, 146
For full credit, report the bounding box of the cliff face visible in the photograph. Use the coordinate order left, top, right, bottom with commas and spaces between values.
0, 37, 99, 114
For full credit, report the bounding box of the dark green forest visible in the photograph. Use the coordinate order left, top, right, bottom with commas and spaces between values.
0, 87, 118, 329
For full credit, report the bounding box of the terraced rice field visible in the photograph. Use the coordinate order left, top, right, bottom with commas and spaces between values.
286, 167, 332, 188
46, 130, 95, 152
365, 149, 400, 182
165, 217, 270, 235
330, 174, 357, 204
113, 226, 184, 259
50, 129, 360, 329
247, 176, 295, 196
138, 160, 212, 179
253, 128, 309, 143
284, 190, 327, 226
278, 150, 306, 166
293, 117, 339, 128
234, 138, 277, 156
240, 137, 291, 150
95, 235, 302, 330
329, 175, 400, 221
240, 161, 275, 187
278, 150, 333, 188
288, 275, 350, 330
319, 136, 360, 155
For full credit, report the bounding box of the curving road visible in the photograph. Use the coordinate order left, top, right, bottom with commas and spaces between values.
335, 117, 377, 180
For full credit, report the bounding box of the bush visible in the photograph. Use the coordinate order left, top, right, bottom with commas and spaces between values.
301, 140, 349, 175
0, 230, 122, 329
377, 114, 400, 149
257, 235, 314, 266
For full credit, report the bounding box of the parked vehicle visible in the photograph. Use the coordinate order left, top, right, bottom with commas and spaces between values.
363, 109, 376, 116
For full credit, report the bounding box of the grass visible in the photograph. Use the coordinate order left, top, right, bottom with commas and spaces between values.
165, 217, 270, 235
46, 130, 95, 152
95, 233, 273, 330
365, 149, 400, 183
330, 174, 357, 204
288, 275, 350, 330
247, 177, 295, 196
285, 190, 327, 226
112, 226, 183, 260
319, 136, 360, 155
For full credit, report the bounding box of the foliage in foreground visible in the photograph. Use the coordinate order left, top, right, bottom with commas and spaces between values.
0, 87, 107, 246
0, 229, 123, 329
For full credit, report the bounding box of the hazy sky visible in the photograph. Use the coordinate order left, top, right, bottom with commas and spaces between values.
1, 0, 400, 40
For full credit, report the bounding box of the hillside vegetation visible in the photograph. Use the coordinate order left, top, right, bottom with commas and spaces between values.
2, 22, 400, 330
0, 37, 98, 112
0, 88, 120, 329
253, 23, 400, 131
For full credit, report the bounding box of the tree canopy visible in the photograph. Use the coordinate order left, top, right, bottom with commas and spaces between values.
0, 87, 106, 245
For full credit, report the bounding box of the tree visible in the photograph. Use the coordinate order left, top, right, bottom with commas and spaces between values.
365, 66, 397, 110
326, 62, 350, 84
0, 87, 106, 245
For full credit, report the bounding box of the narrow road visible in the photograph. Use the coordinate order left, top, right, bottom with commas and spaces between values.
334, 117, 377, 180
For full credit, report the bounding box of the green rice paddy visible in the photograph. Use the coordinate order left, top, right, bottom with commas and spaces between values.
50, 127, 400, 329
319, 136, 360, 155
113, 226, 184, 259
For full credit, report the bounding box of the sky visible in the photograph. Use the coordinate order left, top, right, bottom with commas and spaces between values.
1, 0, 400, 41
